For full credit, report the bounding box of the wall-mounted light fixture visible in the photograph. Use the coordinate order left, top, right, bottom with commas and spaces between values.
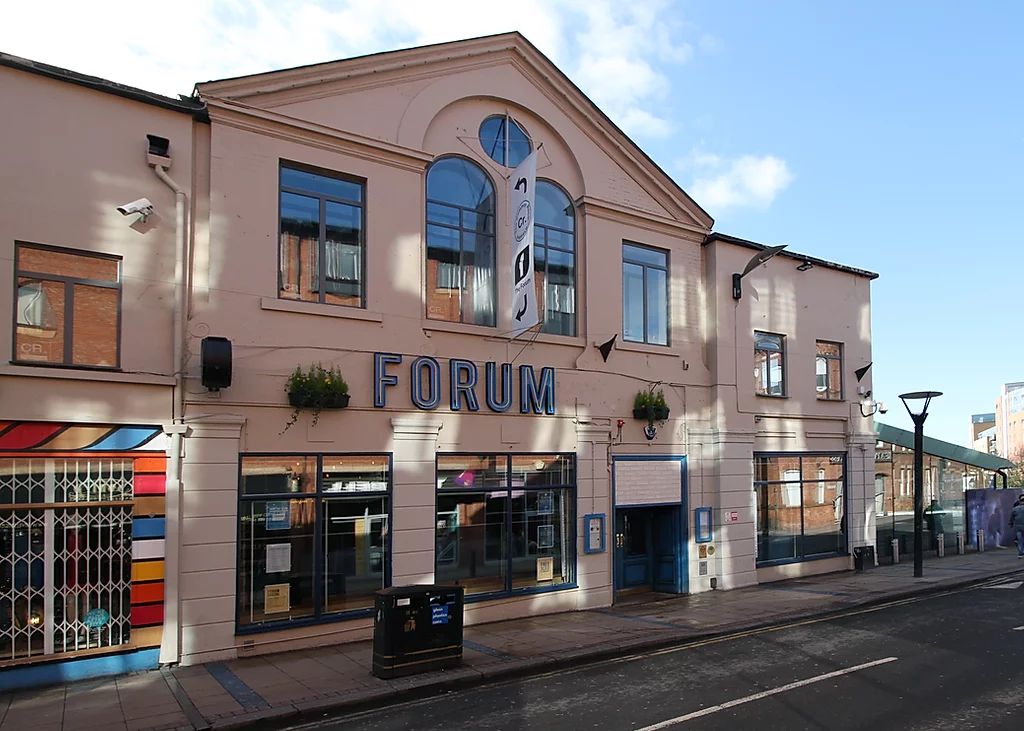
796, 260, 813, 272
732, 244, 787, 299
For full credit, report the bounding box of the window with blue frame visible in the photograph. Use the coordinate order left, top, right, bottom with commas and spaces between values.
237, 454, 390, 630
435, 454, 575, 598
754, 454, 846, 565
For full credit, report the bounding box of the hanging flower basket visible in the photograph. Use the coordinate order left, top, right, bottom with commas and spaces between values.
282, 363, 349, 432
632, 388, 670, 423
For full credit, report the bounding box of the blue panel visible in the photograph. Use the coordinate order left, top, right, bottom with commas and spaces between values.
86, 427, 161, 452
133, 517, 165, 539
0, 649, 158, 692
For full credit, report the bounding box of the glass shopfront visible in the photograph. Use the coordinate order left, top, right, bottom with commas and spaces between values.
754, 453, 847, 565
237, 454, 390, 631
435, 453, 575, 598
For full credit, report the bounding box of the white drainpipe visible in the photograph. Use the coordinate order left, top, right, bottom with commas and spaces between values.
152, 159, 189, 665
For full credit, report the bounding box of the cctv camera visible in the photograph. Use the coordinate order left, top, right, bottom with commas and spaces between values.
878, 402, 888, 415
117, 198, 154, 219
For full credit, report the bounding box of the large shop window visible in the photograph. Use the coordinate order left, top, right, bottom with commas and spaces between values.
237, 455, 390, 631
0, 458, 138, 661
754, 454, 846, 565
279, 164, 366, 307
426, 157, 497, 327
534, 182, 577, 337
622, 243, 668, 346
435, 454, 575, 598
14, 244, 121, 368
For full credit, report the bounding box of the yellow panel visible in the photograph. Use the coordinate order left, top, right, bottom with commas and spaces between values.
133, 496, 166, 517
131, 626, 162, 648
132, 560, 164, 582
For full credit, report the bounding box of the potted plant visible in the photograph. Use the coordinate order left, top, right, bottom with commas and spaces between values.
632, 388, 670, 423
283, 363, 349, 431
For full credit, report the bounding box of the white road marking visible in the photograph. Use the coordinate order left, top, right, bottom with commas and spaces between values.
984, 581, 1023, 590
634, 657, 898, 730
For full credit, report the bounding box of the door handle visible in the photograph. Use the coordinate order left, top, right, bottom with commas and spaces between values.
615, 533, 625, 548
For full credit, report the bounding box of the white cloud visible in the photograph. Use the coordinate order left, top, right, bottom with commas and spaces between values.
0, 0, 698, 141
680, 148, 795, 211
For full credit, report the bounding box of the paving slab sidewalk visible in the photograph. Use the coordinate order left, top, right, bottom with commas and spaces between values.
3, 549, 1022, 731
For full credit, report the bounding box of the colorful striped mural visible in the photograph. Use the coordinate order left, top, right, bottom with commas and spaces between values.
0, 422, 168, 655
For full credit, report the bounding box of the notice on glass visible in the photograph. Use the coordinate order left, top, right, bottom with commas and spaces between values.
536, 557, 554, 582
266, 501, 291, 530
266, 543, 291, 574
537, 491, 553, 515
264, 583, 290, 614
537, 524, 554, 549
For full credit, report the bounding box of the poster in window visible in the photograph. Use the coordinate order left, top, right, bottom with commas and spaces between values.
536, 557, 554, 582
264, 583, 290, 614
266, 543, 292, 574
536, 491, 553, 515
537, 524, 554, 549
266, 501, 291, 530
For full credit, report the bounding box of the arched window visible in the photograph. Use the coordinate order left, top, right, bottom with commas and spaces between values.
479, 116, 531, 168
425, 157, 496, 326
534, 182, 576, 337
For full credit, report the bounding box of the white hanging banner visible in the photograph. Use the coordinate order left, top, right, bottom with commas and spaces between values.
510, 150, 540, 338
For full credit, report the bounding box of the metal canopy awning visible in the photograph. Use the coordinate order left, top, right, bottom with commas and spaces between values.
875, 422, 1015, 472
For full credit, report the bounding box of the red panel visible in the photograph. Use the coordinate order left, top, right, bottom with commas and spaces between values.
0, 423, 65, 451
131, 603, 164, 627
134, 473, 166, 495
131, 582, 164, 605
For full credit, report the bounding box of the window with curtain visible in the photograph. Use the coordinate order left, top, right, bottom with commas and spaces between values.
435, 454, 575, 598
754, 331, 786, 396
426, 158, 496, 327
815, 341, 843, 400
279, 165, 365, 307
534, 182, 576, 337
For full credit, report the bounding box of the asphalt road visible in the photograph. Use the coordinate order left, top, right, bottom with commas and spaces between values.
284, 575, 1024, 731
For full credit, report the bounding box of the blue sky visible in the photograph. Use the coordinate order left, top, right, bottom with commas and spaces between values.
3, 0, 1019, 446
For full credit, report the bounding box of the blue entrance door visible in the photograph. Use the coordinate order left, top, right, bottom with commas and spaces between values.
615, 507, 681, 594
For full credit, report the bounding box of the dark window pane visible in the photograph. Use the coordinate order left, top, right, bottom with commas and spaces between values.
241, 456, 316, 495
282, 167, 362, 202
510, 488, 573, 589
478, 116, 532, 168
623, 243, 667, 268
426, 158, 496, 211
535, 182, 574, 231
437, 455, 508, 489
72, 284, 118, 367
323, 497, 387, 613
646, 267, 668, 346
237, 499, 316, 628
15, 278, 64, 364
623, 263, 645, 343
279, 191, 320, 303
511, 455, 575, 486
321, 455, 389, 493
435, 492, 507, 595
324, 201, 362, 306
427, 202, 460, 227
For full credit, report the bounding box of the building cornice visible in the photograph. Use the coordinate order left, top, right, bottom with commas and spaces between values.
205, 99, 433, 173
577, 196, 710, 239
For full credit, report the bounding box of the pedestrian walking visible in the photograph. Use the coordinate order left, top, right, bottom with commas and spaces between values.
1009, 495, 1024, 558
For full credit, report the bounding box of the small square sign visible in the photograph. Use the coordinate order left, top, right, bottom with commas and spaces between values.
431, 604, 449, 625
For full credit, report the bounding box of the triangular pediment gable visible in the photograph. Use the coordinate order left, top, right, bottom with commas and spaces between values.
197, 32, 713, 232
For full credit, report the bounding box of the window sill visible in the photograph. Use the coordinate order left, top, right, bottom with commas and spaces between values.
756, 392, 789, 399
236, 606, 373, 635
1, 363, 175, 386
616, 340, 677, 357
422, 319, 585, 347
816, 397, 847, 403
755, 551, 847, 568
260, 297, 384, 323
462, 582, 578, 604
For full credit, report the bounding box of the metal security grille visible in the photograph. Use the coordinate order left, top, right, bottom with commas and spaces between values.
0, 458, 134, 662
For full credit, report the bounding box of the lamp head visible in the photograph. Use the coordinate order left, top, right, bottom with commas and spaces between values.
898, 390, 942, 417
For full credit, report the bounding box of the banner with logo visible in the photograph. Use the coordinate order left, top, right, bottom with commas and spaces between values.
510, 150, 539, 338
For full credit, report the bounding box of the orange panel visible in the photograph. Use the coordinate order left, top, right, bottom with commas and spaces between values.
134, 456, 167, 474
131, 582, 164, 605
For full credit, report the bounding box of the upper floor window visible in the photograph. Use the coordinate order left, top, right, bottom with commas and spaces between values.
479, 115, 531, 168
14, 244, 121, 368
279, 164, 365, 307
815, 341, 843, 400
754, 332, 786, 396
426, 157, 496, 327
535, 182, 576, 337
622, 243, 668, 346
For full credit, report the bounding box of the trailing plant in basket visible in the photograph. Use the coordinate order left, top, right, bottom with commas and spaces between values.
283, 363, 349, 431
632, 388, 670, 423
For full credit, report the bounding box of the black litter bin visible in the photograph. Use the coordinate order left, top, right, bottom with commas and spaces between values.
853, 545, 875, 571
372, 584, 464, 679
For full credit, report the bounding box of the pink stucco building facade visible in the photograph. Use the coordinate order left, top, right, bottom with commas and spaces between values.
0, 34, 877, 683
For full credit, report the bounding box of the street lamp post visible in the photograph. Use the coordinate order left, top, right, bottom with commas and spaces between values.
899, 391, 942, 578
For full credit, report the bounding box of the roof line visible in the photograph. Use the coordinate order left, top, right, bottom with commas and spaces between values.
876, 422, 1015, 472
0, 52, 209, 122
704, 232, 879, 280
